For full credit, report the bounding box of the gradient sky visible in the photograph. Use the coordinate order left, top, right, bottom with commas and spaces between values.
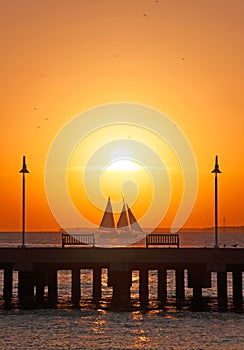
0, 0, 244, 231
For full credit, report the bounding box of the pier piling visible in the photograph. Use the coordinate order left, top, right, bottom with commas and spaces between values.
18, 271, 35, 309
72, 267, 80, 305
35, 271, 46, 306
48, 270, 58, 307
139, 268, 149, 308
232, 271, 243, 310
188, 265, 211, 309
3, 266, 13, 305
217, 272, 228, 310
93, 267, 102, 301
158, 268, 167, 305
176, 268, 185, 307
109, 265, 131, 310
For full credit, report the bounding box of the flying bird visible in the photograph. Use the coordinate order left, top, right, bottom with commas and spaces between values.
142, 13, 148, 18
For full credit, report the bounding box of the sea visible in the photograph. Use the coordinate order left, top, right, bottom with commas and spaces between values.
0, 231, 243, 350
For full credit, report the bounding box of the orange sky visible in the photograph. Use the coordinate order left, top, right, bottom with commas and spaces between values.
0, 0, 244, 231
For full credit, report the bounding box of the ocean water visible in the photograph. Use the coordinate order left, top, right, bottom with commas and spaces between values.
0, 308, 243, 350
0, 231, 243, 350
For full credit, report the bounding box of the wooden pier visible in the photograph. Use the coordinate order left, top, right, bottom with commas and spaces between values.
0, 247, 243, 310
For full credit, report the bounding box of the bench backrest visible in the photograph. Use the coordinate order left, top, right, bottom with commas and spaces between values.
146, 233, 179, 248
62, 233, 95, 247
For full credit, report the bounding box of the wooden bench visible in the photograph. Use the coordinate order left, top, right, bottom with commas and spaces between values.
62, 233, 95, 247
146, 233, 179, 248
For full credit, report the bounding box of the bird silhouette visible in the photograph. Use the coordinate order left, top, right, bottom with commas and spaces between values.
231, 243, 238, 248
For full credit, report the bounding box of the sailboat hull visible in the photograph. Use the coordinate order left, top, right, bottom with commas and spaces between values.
94, 229, 144, 246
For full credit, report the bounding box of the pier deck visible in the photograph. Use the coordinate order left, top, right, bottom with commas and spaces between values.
0, 247, 243, 265
0, 247, 243, 310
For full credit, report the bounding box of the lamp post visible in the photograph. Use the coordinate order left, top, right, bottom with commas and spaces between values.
19, 156, 29, 248
211, 155, 221, 248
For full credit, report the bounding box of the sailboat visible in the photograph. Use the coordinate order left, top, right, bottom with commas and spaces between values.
98, 197, 143, 239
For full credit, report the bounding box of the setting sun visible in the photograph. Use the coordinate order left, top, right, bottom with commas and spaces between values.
106, 159, 141, 171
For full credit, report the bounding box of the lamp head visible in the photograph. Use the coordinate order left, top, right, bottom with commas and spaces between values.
19, 156, 29, 174
211, 155, 221, 174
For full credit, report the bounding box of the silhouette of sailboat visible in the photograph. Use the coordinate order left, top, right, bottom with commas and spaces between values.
99, 198, 143, 238
99, 197, 115, 230
117, 201, 143, 233
62, 198, 144, 247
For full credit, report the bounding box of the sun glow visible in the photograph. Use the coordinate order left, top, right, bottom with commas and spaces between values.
106, 159, 141, 171
66, 121, 182, 229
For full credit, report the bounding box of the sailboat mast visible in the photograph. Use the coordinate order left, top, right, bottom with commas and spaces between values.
124, 202, 131, 232
117, 197, 130, 230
